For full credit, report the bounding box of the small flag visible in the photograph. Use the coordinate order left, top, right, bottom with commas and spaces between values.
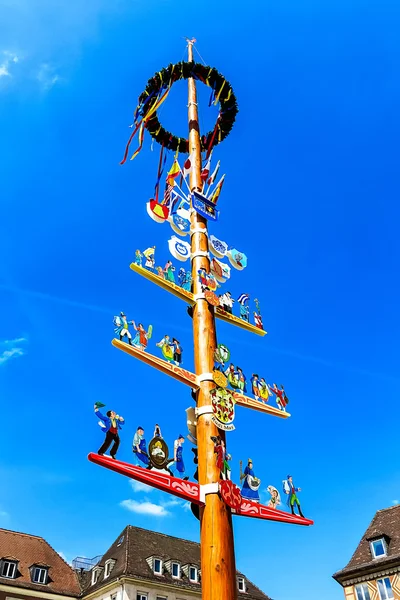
201, 156, 212, 182
183, 152, 194, 178
207, 160, 220, 186
237, 293, 250, 305
167, 160, 180, 186
95, 401, 106, 409
209, 174, 225, 204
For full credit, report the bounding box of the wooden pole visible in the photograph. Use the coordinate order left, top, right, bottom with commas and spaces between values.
187, 40, 238, 600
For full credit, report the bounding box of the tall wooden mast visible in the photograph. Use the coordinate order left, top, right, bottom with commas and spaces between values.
187, 39, 238, 600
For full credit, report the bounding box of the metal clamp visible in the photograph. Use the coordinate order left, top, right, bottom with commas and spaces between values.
195, 405, 214, 417
191, 250, 209, 259
193, 293, 206, 301
197, 372, 214, 383
199, 483, 220, 503
191, 226, 208, 237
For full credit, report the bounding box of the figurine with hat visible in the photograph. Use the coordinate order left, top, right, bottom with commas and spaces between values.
283, 474, 304, 517
239, 458, 261, 502
168, 434, 189, 480
94, 402, 124, 460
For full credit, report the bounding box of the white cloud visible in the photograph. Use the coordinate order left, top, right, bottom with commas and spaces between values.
0, 336, 27, 366
57, 551, 69, 563
0, 51, 20, 78
120, 499, 170, 517
36, 63, 59, 90
129, 480, 154, 494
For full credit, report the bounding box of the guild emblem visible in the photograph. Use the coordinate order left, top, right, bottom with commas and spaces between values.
168, 236, 191, 262
227, 248, 247, 270
192, 191, 219, 221
213, 369, 228, 388
148, 436, 170, 470
209, 235, 228, 259
210, 387, 236, 431
210, 258, 230, 283
170, 213, 190, 236
205, 290, 220, 306
146, 199, 169, 223
213, 344, 231, 368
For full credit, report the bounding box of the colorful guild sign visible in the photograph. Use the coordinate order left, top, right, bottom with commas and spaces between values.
168, 235, 191, 262
210, 258, 230, 283
227, 248, 248, 270
169, 198, 191, 236
148, 436, 170, 471
192, 191, 219, 221
210, 387, 236, 431
147, 199, 169, 223
209, 234, 228, 259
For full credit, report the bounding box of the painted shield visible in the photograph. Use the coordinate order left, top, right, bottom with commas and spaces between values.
148, 436, 170, 470
210, 387, 236, 431
205, 290, 220, 306
209, 235, 228, 259
210, 258, 225, 283
147, 200, 169, 223
168, 236, 191, 262
213, 369, 228, 388
227, 248, 247, 270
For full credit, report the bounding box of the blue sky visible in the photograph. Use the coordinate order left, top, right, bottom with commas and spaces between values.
1, 1, 400, 599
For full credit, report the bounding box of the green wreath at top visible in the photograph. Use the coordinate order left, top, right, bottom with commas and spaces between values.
135, 61, 238, 153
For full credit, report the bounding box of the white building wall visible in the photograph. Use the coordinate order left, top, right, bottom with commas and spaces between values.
124, 581, 200, 600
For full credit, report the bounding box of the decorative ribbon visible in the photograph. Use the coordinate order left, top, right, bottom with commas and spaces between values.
154, 144, 166, 202
206, 117, 221, 159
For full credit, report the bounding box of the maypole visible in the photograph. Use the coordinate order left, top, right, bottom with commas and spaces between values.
89, 37, 313, 600
187, 39, 237, 600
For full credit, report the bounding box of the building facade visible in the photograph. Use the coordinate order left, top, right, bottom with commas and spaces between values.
0, 528, 80, 600
333, 505, 400, 600
77, 525, 271, 600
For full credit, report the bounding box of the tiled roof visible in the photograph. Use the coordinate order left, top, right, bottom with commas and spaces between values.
0, 528, 81, 597
333, 505, 400, 583
81, 525, 271, 600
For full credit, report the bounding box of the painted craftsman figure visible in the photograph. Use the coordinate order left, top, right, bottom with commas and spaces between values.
240, 458, 260, 503
156, 334, 174, 363
132, 322, 152, 351
169, 434, 189, 480
95, 404, 124, 459
267, 485, 281, 509
283, 475, 305, 517
268, 383, 289, 411
114, 312, 135, 345
132, 426, 150, 467
134, 249, 143, 266
143, 246, 156, 270
212, 435, 231, 480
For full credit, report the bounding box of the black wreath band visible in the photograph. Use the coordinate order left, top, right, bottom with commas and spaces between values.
135, 61, 238, 153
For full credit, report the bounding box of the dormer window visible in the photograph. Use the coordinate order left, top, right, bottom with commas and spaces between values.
0, 559, 17, 579
31, 566, 48, 584
153, 558, 163, 575
238, 576, 246, 592
189, 566, 198, 583
370, 538, 387, 559
171, 562, 180, 579
91, 567, 102, 585
104, 559, 116, 579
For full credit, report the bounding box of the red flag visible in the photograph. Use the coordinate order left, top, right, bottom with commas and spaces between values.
201, 156, 212, 182
207, 160, 220, 186
183, 152, 194, 178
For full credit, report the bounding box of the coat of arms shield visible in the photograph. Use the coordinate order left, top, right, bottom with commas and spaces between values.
210, 387, 236, 431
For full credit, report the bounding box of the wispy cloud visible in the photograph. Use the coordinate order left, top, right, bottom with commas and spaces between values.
36, 62, 59, 90
0, 51, 19, 78
129, 480, 154, 494
120, 499, 170, 517
57, 551, 70, 564
0, 336, 27, 366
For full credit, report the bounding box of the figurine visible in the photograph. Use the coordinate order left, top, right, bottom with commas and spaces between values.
156, 266, 165, 279
283, 475, 304, 517
182, 270, 192, 292
267, 485, 281, 509
225, 364, 246, 392
156, 335, 175, 363
219, 291, 234, 314
132, 323, 152, 351
214, 343, 231, 370
164, 260, 176, 283
154, 423, 162, 438
143, 246, 156, 270
94, 403, 124, 459
254, 298, 261, 314
132, 426, 150, 467
113, 312, 134, 345
268, 383, 289, 411
253, 311, 263, 330
259, 377, 271, 402
135, 249, 143, 266
178, 268, 186, 288
211, 435, 231, 480
171, 338, 183, 366
240, 459, 260, 502
251, 374, 260, 399
198, 268, 218, 292
237, 293, 250, 322
169, 434, 189, 480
